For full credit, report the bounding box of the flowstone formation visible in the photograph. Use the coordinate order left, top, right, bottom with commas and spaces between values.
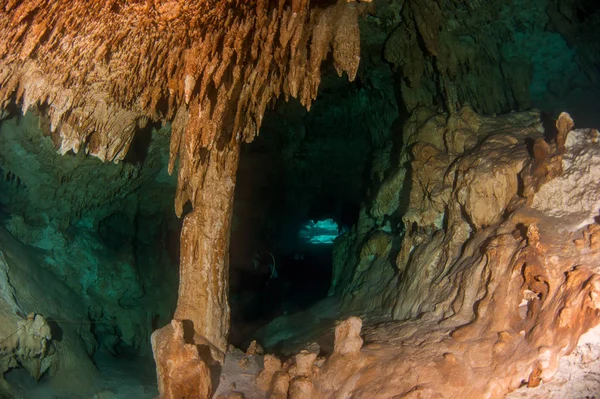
2, 1, 600, 398
318, 109, 600, 397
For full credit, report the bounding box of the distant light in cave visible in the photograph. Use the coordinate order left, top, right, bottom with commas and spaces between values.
298, 218, 340, 244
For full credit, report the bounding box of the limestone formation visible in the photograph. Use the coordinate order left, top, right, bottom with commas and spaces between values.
531, 126, 600, 231
269, 371, 291, 399
246, 340, 264, 356
0, 112, 179, 357
323, 109, 600, 397
247, 110, 600, 398
256, 354, 282, 391
0, 227, 99, 396
1, 1, 600, 398
0, 0, 366, 354
0, 312, 52, 384
379, 0, 599, 118
151, 319, 212, 399
333, 316, 363, 355
216, 392, 245, 399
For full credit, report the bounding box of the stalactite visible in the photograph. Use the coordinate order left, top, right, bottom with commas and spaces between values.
0, 0, 364, 213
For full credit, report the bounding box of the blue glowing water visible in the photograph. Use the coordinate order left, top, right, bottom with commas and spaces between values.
298, 218, 340, 244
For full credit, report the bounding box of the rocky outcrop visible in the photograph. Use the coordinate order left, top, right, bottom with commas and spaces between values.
0, 227, 98, 397
151, 320, 212, 399
321, 109, 600, 397
0, 312, 52, 383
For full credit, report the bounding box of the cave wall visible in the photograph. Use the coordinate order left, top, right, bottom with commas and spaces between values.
0, 3, 373, 395
373, 0, 600, 123
0, 225, 98, 396
326, 0, 600, 306
215, 109, 600, 398
0, 110, 179, 358
301, 109, 600, 398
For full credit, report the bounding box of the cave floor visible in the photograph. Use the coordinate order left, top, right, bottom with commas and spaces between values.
252, 295, 393, 357
5, 302, 600, 399
5, 349, 158, 399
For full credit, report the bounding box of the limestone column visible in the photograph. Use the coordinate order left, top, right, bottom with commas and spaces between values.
173, 142, 241, 355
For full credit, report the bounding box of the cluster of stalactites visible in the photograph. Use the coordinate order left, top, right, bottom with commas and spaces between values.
0, 0, 363, 215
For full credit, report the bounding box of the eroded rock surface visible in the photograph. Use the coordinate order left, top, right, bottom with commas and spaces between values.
308, 109, 600, 397
0, 112, 179, 357
0, 227, 98, 397
151, 320, 212, 399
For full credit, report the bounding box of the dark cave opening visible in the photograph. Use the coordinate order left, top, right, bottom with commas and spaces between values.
227, 90, 373, 349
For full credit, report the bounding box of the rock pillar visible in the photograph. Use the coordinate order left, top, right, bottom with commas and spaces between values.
174, 143, 241, 355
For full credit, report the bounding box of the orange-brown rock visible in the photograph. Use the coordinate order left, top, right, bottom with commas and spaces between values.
256, 354, 283, 391
216, 392, 245, 399
291, 350, 318, 377
269, 371, 291, 399
322, 108, 600, 397
288, 376, 314, 399
151, 319, 212, 399
333, 316, 363, 355
246, 340, 264, 356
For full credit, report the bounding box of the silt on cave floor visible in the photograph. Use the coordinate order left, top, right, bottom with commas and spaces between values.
1, 0, 600, 398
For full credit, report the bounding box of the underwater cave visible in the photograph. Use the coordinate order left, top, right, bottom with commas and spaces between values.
1, 0, 600, 398
228, 80, 377, 349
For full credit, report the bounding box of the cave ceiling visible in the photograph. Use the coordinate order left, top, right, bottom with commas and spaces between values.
0, 0, 367, 216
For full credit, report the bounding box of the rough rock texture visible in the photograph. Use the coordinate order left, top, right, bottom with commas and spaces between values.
0, 226, 98, 397
332, 317, 363, 355
318, 109, 600, 397
376, 0, 600, 122
0, 310, 52, 388
0, 0, 365, 218
507, 323, 600, 398
531, 126, 600, 231
256, 354, 282, 391
0, 111, 179, 356
3, 2, 600, 398
151, 320, 212, 399
175, 143, 240, 355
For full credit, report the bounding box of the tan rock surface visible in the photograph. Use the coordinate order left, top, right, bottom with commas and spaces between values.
319, 109, 600, 398
3, 2, 600, 397
269, 371, 291, 399
256, 354, 282, 391
531, 127, 600, 231
333, 316, 363, 355
151, 320, 212, 399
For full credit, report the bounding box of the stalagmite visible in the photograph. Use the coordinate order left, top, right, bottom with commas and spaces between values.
0, 1, 366, 397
